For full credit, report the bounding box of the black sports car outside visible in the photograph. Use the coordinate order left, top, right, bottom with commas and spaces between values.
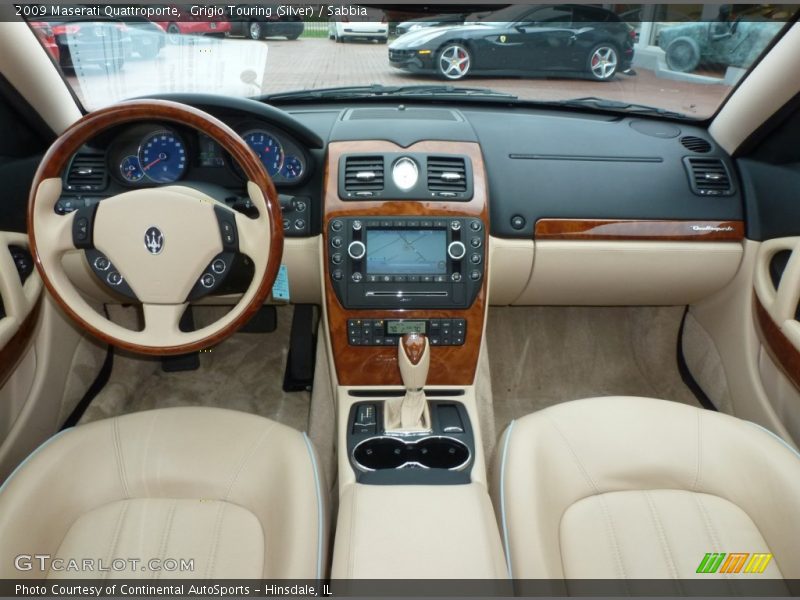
389, 4, 635, 81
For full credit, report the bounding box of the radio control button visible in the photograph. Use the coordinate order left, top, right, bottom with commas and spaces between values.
407, 275, 420, 283
332, 269, 343, 281
450, 220, 461, 231
352, 220, 363, 231
348, 241, 366, 260
331, 219, 343, 232
352, 272, 363, 282
470, 270, 482, 281
394, 275, 407, 283
367, 275, 379, 282
283, 218, 290, 230
470, 253, 482, 265
331, 236, 343, 248
469, 220, 482, 232
451, 272, 462, 282
200, 273, 215, 288
294, 219, 306, 230
434, 275, 446, 282
470, 237, 482, 248
422, 275, 433, 283
447, 241, 467, 260
332, 253, 343, 265
211, 258, 227, 274
93, 256, 110, 271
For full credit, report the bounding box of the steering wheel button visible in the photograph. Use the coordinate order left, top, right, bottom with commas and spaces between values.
107, 271, 123, 286
200, 273, 216, 288
93, 256, 110, 271
211, 259, 226, 274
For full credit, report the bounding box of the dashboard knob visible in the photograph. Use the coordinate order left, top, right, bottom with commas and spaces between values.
348, 240, 366, 260
447, 241, 466, 261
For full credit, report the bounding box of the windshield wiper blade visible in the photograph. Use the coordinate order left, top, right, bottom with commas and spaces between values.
555, 96, 689, 119
263, 84, 516, 102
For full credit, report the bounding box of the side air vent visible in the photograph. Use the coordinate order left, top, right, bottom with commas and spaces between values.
683, 157, 734, 196
427, 156, 467, 194
65, 154, 107, 192
680, 136, 712, 153
343, 155, 384, 197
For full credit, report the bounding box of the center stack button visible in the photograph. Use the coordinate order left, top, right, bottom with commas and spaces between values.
348, 240, 366, 260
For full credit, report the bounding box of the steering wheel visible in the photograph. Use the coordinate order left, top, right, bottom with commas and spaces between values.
28, 100, 283, 355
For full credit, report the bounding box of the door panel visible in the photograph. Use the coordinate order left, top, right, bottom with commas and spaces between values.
0, 232, 42, 390
753, 237, 800, 416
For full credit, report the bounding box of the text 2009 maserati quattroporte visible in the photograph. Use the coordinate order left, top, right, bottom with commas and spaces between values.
0, 2, 798, 596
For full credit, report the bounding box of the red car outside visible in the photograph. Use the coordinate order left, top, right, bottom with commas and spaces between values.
29, 22, 60, 63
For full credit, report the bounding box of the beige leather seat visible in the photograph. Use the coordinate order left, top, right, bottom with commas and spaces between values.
493, 397, 800, 582
0, 407, 326, 579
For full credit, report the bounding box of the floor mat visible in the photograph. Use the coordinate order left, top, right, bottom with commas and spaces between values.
487, 306, 700, 435
79, 306, 310, 432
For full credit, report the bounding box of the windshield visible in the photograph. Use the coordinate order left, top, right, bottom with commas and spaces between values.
21, 2, 797, 119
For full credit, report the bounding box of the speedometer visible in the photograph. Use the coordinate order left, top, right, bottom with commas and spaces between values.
242, 130, 284, 177
138, 131, 187, 183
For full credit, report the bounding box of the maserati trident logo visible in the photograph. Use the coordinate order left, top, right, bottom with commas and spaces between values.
144, 227, 164, 255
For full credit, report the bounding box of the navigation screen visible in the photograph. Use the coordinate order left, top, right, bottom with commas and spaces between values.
366, 230, 447, 275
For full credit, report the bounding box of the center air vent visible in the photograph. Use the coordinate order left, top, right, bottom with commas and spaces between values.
343, 155, 384, 198
683, 157, 734, 196
65, 154, 107, 192
680, 136, 712, 153
427, 156, 467, 195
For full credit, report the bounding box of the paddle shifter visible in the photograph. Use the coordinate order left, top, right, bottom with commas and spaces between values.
384, 333, 432, 433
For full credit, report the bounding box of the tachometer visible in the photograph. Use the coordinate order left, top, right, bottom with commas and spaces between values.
119, 155, 144, 183
280, 155, 304, 180
138, 130, 187, 183
242, 130, 284, 177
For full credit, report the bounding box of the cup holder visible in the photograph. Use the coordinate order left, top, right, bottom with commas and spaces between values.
353, 436, 471, 472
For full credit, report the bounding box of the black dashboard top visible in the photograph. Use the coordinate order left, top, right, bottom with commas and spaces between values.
63, 95, 745, 240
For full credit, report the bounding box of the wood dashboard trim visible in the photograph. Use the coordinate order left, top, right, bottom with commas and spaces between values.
0, 299, 41, 391
754, 292, 800, 393
324, 141, 488, 387
535, 219, 745, 242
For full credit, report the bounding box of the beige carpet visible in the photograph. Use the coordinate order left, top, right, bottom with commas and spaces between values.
79, 306, 310, 432
486, 306, 700, 436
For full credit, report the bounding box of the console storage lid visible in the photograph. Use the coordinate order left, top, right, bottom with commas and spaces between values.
331, 482, 507, 578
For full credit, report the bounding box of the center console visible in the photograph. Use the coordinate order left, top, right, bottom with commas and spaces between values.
323, 140, 506, 579
323, 140, 489, 388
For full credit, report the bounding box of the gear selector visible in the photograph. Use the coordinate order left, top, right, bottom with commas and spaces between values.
384, 333, 432, 433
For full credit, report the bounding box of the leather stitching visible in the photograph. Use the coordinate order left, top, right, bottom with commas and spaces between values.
223, 423, 276, 501
112, 418, 131, 499
102, 501, 130, 581
544, 414, 599, 493
154, 501, 177, 581
597, 495, 629, 587
204, 502, 227, 579
694, 494, 737, 594
643, 491, 682, 592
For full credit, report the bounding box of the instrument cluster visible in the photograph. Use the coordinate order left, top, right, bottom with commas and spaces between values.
107, 121, 309, 187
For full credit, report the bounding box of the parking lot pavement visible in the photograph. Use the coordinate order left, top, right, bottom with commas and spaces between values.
68, 37, 731, 118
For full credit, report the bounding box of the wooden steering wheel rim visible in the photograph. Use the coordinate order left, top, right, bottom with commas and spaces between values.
27, 99, 284, 355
